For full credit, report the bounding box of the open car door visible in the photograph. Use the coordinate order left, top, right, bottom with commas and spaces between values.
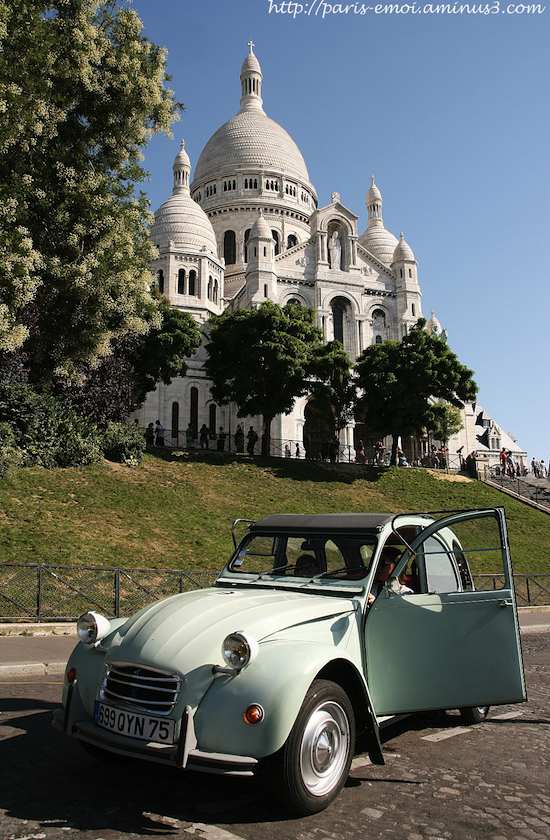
365, 508, 526, 716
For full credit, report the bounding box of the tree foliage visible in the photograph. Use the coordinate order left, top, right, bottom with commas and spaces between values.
427, 400, 464, 445
308, 340, 355, 435
355, 320, 477, 464
205, 302, 323, 455
0, 0, 179, 381
57, 295, 202, 427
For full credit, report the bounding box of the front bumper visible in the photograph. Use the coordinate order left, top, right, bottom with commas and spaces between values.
52, 690, 258, 777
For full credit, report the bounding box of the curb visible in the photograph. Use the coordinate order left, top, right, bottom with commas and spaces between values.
0, 662, 66, 678
0, 622, 76, 637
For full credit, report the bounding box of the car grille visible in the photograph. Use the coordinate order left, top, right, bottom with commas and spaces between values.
101, 663, 181, 715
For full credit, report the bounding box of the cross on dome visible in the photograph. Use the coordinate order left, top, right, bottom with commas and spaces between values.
248, 39, 255, 53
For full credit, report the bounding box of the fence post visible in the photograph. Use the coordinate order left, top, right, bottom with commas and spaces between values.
526, 576, 531, 606
114, 570, 120, 618
37, 566, 43, 621
179, 572, 185, 593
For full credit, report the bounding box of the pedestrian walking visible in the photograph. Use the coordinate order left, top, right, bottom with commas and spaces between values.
145, 422, 155, 449
246, 426, 258, 456
295, 442, 301, 459
154, 420, 165, 447
185, 423, 194, 449
235, 424, 245, 453
355, 440, 366, 464
199, 424, 209, 449
217, 427, 226, 452
284, 443, 291, 458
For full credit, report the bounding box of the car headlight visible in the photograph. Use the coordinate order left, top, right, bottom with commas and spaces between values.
221, 632, 258, 670
77, 611, 111, 646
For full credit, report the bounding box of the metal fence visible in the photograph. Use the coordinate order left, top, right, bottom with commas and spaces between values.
0, 564, 219, 622
1, 564, 548, 621
147, 429, 463, 471
485, 469, 550, 511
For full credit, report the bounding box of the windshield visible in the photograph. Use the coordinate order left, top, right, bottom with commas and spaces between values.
228, 532, 378, 581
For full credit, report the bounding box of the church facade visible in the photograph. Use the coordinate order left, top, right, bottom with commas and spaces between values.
136, 43, 523, 468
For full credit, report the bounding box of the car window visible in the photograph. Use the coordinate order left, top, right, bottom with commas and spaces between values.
424, 536, 459, 594
227, 533, 378, 579
231, 535, 278, 572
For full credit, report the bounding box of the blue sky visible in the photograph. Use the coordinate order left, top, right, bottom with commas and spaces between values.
134, 0, 550, 460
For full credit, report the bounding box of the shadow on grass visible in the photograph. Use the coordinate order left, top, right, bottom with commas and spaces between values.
145, 446, 390, 486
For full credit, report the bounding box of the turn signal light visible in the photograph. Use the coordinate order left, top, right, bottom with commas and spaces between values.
243, 704, 264, 725
66, 667, 77, 683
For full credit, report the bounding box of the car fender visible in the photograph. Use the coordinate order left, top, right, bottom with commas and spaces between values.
194, 639, 381, 761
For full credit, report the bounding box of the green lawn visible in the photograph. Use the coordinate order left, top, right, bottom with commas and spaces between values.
0, 452, 548, 573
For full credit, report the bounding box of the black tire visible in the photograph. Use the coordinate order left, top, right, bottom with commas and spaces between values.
459, 705, 490, 725
260, 679, 355, 816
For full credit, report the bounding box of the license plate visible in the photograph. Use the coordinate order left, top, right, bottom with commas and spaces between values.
94, 702, 176, 744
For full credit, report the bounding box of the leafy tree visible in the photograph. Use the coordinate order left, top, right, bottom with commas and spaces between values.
205, 302, 323, 456
355, 320, 477, 465
427, 400, 463, 447
57, 295, 202, 427
0, 0, 179, 381
308, 341, 355, 436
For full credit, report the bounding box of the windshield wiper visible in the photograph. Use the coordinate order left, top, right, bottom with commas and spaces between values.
311, 566, 353, 580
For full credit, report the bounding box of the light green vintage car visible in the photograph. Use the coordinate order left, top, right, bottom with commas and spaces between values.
54, 508, 526, 815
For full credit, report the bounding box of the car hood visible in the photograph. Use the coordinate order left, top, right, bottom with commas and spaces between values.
106, 586, 355, 675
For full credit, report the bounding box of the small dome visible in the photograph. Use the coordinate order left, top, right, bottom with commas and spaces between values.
151, 194, 218, 256
359, 224, 399, 265
426, 311, 443, 336
392, 232, 415, 263
152, 141, 218, 257
250, 210, 272, 240
367, 175, 381, 203
173, 139, 190, 168
241, 43, 262, 76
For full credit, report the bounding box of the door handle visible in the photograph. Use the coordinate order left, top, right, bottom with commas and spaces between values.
498, 599, 513, 607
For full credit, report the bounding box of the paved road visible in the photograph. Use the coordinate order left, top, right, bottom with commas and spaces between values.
0, 633, 549, 840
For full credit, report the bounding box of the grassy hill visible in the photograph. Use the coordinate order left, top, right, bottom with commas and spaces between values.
0, 452, 549, 573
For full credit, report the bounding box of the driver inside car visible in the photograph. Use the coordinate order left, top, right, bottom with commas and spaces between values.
367, 545, 414, 605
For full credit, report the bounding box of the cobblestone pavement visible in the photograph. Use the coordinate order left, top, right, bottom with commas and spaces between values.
0, 633, 549, 840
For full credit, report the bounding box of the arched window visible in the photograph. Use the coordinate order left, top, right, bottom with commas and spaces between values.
287, 234, 298, 249
244, 228, 251, 262
209, 404, 216, 436
412, 303, 416, 316
271, 230, 280, 256
171, 402, 179, 439
177, 268, 186, 295
207, 276, 213, 300
224, 230, 236, 265
190, 387, 198, 437
213, 278, 218, 304
157, 269, 164, 294
188, 269, 197, 296
254, 178, 258, 189
375, 335, 383, 345
372, 309, 386, 331
332, 303, 344, 344
287, 297, 302, 307
330, 296, 352, 350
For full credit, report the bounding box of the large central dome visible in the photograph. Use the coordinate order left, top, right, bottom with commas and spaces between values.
194, 108, 311, 185
191, 43, 315, 199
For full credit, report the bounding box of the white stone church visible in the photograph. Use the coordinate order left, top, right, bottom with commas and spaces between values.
137, 43, 524, 468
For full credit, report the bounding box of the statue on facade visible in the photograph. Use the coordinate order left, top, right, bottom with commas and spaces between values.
329, 230, 341, 270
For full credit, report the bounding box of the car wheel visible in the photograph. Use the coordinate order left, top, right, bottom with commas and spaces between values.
459, 705, 490, 725
262, 679, 355, 816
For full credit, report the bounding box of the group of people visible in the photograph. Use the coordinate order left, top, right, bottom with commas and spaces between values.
499, 447, 527, 478
530, 457, 549, 479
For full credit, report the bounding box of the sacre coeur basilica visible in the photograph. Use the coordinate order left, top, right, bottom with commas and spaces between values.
136, 43, 525, 469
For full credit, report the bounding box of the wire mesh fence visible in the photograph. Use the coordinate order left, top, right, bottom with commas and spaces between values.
0, 563, 548, 621
0, 564, 219, 622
